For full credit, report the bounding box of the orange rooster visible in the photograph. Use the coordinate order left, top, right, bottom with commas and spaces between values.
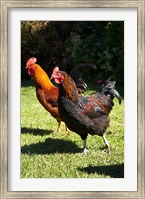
26, 57, 96, 133
26, 57, 64, 132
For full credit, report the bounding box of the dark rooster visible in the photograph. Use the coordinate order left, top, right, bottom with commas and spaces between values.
51, 67, 121, 154
26, 57, 96, 133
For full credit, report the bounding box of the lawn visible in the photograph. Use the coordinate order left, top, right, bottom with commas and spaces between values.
21, 80, 124, 178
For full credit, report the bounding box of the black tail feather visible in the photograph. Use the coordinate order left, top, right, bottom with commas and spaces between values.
102, 81, 122, 104
70, 63, 97, 93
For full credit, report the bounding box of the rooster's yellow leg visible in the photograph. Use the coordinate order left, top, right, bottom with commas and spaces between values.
56, 121, 61, 133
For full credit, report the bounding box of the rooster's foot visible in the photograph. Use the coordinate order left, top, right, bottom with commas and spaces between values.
101, 146, 110, 155
62, 130, 70, 136
62, 125, 70, 136
82, 148, 89, 156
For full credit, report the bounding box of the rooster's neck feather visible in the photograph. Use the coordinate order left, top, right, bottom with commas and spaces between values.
33, 64, 55, 90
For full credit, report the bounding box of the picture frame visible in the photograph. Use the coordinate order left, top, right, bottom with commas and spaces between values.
0, 0, 144, 198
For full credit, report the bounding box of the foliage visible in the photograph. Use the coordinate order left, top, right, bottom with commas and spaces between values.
21, 21, 124, 178
21, 81, 124, 178
21, 21, 124, 91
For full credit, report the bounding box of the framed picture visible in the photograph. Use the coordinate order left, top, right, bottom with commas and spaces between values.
0, 0, 144, 198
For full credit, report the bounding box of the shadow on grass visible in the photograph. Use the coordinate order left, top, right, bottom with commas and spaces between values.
21, 127, 53, 136
21, 137, 81, 154
78, 163, 124, 178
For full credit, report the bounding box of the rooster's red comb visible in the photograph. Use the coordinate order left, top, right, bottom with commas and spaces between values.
50, 67, 59, 79
26, 57, 37, 68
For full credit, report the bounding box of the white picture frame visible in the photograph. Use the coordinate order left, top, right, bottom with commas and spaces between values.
0, 0, 144, 198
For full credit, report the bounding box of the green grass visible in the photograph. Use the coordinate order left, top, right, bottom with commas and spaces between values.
21, 80, 124, 178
